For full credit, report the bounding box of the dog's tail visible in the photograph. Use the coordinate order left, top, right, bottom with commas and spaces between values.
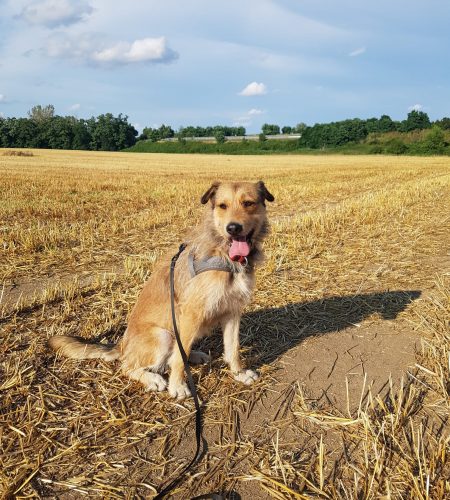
48, 335, 120, 361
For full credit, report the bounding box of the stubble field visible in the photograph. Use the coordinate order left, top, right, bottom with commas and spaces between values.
1, 150, 449, 499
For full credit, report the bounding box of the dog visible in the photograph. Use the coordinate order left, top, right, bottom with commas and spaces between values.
49, 180, 274, 399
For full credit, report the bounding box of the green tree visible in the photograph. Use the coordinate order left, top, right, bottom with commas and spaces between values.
377, 114, 396, 132
142, 127, 160, 142
0, 117, 13, 147
299, 119, 367, 148
262, 123, 280, 135
282, 126, 293, 134
434, 117, 450, 130
10, 118, 42, 148
365, 116, 396, 134
403, 110, 431, 132
181, 126, 197, 138
294, 123, 307, 134
89, 114, 137, 151
44, 116, 75, 149
72, 119, 92, 150
158, 124, 175, 139
365, 118, 379, 133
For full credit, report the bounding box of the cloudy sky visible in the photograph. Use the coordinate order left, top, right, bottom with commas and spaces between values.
1, 0, 449, 132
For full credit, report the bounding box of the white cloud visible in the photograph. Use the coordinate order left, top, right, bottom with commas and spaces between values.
92, 37, 177, 64
239, 82, 267, 96
408, 103, 423, 112
0, 94, 5, 102
248, 108, 263, 115
349, 46, 366, 57
20, 0, 93, 28
42, 34, 178, 65
69, 103, 81, 111
0, 112, 4, 118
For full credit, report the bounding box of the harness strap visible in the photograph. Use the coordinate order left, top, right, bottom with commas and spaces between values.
154, 243, 204, 499
188, 251, 238, 278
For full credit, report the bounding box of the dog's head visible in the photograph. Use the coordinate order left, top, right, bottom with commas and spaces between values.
201, 181, 274, 261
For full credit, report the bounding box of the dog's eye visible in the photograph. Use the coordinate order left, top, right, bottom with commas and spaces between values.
243, 200, 255, 208
219, 203, 227, 210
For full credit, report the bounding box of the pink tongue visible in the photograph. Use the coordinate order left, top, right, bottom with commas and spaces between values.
229, 237, 250, 261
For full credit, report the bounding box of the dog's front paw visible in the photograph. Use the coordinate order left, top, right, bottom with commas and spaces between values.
233, 369, 259, 385
145, 373, 167, 392
168, 380, 192, 400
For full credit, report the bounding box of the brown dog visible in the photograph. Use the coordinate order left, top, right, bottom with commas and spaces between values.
49, 181, 274, 399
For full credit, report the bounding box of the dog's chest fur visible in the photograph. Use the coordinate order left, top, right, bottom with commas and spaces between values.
194, 270, 255, 318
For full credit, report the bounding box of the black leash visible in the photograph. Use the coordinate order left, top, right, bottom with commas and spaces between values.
154, 243, 204, 499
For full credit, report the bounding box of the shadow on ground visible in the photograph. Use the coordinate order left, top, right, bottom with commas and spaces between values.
95, 290, 421, 370
238, 290, 421, 367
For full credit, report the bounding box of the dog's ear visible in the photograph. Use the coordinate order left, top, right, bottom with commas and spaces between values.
201, 181, 220, 205
257, 181, 275, 204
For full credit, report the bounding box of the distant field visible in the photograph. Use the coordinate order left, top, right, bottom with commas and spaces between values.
1, 150, 449, 498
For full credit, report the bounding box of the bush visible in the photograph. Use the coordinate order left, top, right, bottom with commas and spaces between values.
385, 138, 408, 155
422, 126, 446, 154
369, 145, 383, 154
214, 130, 226, 144
259, 133, 267, 142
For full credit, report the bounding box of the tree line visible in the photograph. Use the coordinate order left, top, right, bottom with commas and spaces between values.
141, 111, 449, 149
0, 105, 138, 151
139, 124, 246, 142
128, 109, 450, 156
2, 105, 450, 153
261, 123, 307, 135
266, 111, 450, 148
139, 123, 307, 142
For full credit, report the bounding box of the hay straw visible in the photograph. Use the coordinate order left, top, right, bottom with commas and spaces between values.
1, 150, 449, 498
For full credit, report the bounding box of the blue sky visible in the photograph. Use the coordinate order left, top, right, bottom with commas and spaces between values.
0, 0, 449, 133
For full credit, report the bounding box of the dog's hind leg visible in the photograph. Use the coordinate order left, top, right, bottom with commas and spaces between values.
121, 327, 173, 392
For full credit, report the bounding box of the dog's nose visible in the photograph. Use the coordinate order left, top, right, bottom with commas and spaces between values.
226, 222, 243, 236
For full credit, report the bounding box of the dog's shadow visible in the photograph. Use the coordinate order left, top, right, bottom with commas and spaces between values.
211, 290, 421, 368
98, 290, 421, 370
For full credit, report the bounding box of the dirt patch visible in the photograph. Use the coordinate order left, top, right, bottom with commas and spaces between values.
278, 320, 420, 408
149, 290, 425, 498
